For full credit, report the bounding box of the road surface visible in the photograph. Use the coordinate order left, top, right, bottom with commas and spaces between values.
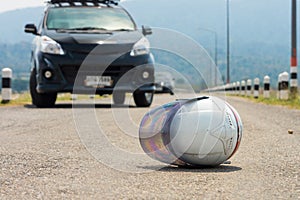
0, 94, 299, 199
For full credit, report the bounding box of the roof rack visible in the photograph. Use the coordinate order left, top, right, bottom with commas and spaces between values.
49, 0, 120, 6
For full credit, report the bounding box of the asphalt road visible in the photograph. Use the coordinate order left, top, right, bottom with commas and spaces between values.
0, 94, 299, 199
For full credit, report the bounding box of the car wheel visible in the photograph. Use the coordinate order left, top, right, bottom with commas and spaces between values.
113, 91, 125, 105
30, 70, 57, 108
133, 91, 154, 107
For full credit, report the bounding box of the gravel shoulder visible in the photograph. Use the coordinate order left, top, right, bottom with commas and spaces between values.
0, 94, 299, 199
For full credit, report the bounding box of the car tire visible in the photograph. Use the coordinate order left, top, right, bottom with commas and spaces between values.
30, 70, 57, 108
113, 91, 125, 105
133, 91, 154, 107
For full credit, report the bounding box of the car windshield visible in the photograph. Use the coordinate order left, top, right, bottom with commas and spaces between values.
46, 7, 135, 31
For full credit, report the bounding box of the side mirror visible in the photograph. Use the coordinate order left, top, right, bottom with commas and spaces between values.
24, 24, 38, 35
142, 25, 152, 36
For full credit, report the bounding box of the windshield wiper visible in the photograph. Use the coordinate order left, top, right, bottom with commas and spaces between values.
56, 27, 113, 34
112, 28, 133, 32
68, 27, 109, 31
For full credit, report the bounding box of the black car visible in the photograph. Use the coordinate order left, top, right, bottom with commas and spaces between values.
24, 0, 155, 108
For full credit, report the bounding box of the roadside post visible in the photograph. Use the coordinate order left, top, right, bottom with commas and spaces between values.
253, 78, 260, 99
277, 73, 282, 99
246, 79, 252, 97
263, 76, 270, 99
241, 80, 246, 96
281, 72, 289, 100
236, 81, 240, 95
1, 68, 12, 103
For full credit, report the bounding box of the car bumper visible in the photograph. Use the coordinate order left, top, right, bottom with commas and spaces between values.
35, 51, 155, 94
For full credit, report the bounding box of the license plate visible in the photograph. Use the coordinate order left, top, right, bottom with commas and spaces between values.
84, 76, 112, 87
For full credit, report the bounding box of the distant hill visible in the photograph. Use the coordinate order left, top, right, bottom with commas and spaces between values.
0, 7, 43, 43
123, 0, 292, 46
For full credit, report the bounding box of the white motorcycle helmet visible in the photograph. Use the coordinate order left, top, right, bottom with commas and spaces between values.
139, 96, 243, 167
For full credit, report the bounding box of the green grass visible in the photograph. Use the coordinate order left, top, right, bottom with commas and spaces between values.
0, 93, 109, 107
0, 93, 32, 106
3, 91, 299, 109
229, 91, 300, 110
254, 96, 300, 109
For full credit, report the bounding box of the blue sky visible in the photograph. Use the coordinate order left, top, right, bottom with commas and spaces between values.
0, 0, 130, 13
0, 0, 45, 13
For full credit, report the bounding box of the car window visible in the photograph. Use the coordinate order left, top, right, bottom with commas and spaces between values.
46, 7, 135, 31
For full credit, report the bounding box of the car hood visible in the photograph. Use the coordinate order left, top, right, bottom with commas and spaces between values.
45, 30, 143, 45
44, 30, 145, 55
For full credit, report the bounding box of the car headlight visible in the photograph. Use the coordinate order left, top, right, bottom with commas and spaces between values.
39, 36, 65, 55
130, 37, 150, 56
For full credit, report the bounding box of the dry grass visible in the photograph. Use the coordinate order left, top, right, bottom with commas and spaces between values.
229, 90, 300, 110
0, 93, 107, 107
